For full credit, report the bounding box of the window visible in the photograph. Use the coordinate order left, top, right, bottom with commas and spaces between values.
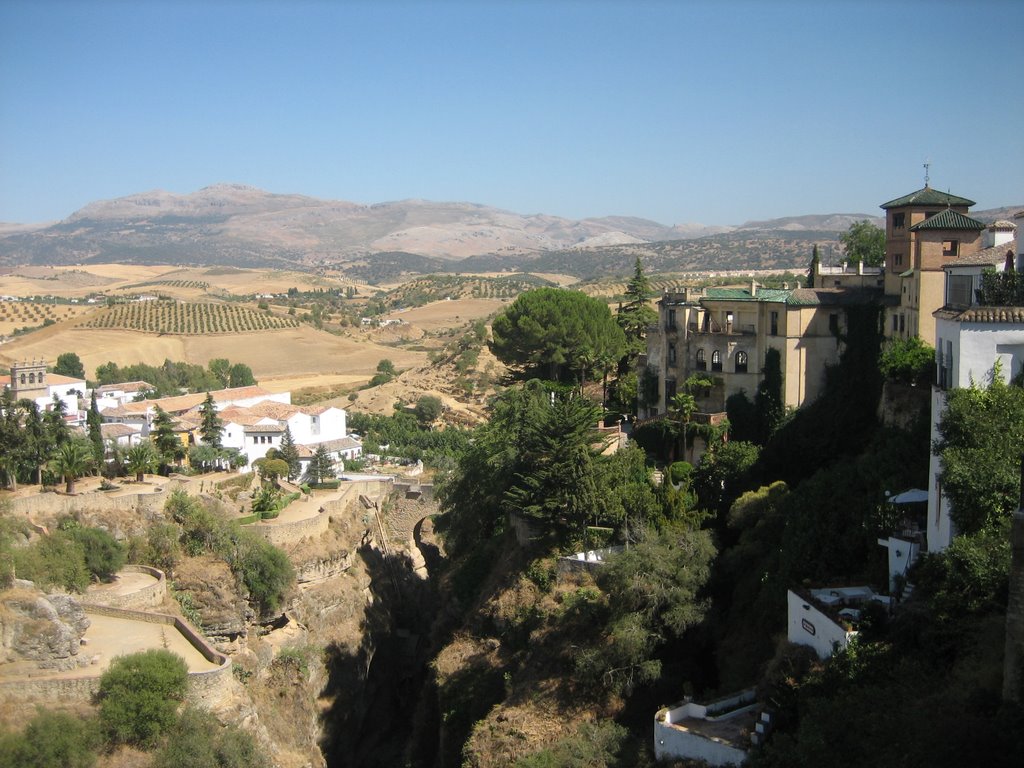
770, 311, 779, 336
28, 373, 35, 384
829, 313, 839, 335
942, 240, 959, 257
893, 212, 905, 229
696, 348, 706, 370
894, 253, 903, 267
899, 314, 905, 333
726, 311, 734, 329
947, 274, 972, 306
669, 343, 676, 365
735, 351, 748, 373
667, 308, 676, 330
665, 379, 676, 402
19, 374, 26, 385
711, 350, 723, 372
892, 315, 899, 332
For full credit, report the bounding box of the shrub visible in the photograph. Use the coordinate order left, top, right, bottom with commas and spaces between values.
12, 532, 90, 592
232, 533, 294, 616
151, 707, 268, 768
98, 650, 189, 747
0, 708, 100, 768
65, 525, 126, 582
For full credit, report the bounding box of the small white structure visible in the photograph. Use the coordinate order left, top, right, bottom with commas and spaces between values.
787, 587, 891, 660
654, 689, 759, 766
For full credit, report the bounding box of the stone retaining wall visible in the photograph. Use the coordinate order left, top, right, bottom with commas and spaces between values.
5, 479, 187, 519
0, 605, 232, 707
248, 478, 394, 547
86, 565, 167, 611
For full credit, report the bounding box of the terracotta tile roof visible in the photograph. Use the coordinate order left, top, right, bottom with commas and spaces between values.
96, 380, 153, 394
100, 423, 138, 439
245, 423, 285, 434
946, 238, 1016, 267
956, 307, 1024, 323
880, 186, 975, 209
46, 373, 86, 386
247, 401, 301, 419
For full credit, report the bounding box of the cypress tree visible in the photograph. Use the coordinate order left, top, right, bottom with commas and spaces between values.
88, 390, 105, 466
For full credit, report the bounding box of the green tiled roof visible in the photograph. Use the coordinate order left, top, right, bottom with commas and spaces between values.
703, 288, 791, 303
880, 186, 975, 209
909, 208, 986, 232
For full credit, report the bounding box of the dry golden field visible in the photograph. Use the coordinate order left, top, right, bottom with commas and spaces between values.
382, 297, 509, 331
0, 301, 95, 336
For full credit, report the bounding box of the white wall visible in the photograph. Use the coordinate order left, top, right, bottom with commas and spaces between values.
786, 590, 855, 660
654, 690, 757, 767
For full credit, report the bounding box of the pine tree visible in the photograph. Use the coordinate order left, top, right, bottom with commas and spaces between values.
198, 393, 223, 449
44, 393, 70, 448
151, 406, 185, 473
303, 445, 335, 485
278, 425, 301, 481
87, 390, 105, 466
616, 258, 658, 357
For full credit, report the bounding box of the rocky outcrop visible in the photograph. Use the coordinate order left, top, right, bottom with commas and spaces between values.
173, 557, 254, 648
0, 584, 91, 670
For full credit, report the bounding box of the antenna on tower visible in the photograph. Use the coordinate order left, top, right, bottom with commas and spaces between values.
923, 159, 931, 187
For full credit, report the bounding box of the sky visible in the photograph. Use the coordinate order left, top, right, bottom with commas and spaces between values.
1, 0, 1022, 227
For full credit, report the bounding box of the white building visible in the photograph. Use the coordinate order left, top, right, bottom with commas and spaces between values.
654, 689, 761, 766
6, 361, 86, 425
927, 216, 1021, 551
786, 587, 890, 660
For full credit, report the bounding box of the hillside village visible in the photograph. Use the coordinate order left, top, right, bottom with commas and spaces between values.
0, 182, 1023, 767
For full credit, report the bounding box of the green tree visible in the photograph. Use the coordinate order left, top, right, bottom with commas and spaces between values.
49, 438, 94, 494
54, 352, 85, 379
44, 392, 70, 449
125, 439, 159, 481
839, 220, 885, 267
616, 257, 658, 357
98, 649, 188, 747
208, 357, 231, 388
62, 521, 126, 582
278, 425, 301, 481
151, 406, 185, 473
504, 393, 602, 542
369, 358, 396, 387
87, 390, 105, 466
807, 244, 821, 288
232, 533, 294, 615
435, 381, 551, 558
253, 457, 289, 484
198, 392, 223, 449
754, 347, 784, 442
490, 288, 626, 384
18, 399, 49, 485
574, 523, 715, 694
934, 368, 1024, 535
0, 389, 25, 490
152, 707, 268, 768
414, 394, 443, 426
879, 336, 934, 385
227, 362, 255, 388
0, 708, 100, 768
303, 444, 335, 484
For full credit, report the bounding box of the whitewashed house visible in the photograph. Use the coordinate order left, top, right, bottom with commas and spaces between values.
927, 216, 1022, 550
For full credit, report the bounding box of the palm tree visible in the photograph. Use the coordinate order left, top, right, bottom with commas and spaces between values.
125, 440, 159, 482
50, 439, 94, 494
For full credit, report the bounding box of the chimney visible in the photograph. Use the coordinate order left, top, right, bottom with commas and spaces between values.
1004, 454, 1024, 702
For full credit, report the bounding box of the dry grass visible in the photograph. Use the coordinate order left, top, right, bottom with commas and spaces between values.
382, 297, 507, 331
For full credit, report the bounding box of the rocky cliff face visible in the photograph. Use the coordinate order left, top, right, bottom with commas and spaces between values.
0, 583, 91, 670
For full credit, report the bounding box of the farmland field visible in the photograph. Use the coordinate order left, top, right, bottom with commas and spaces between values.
78, 300, 300, 334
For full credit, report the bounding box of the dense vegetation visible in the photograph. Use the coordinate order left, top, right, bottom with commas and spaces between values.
429, 279, 1024, 765
93, 356, 255, 396
0, 650, 266, 768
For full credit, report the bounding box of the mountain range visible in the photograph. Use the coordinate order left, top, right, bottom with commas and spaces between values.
0, 184, 1014, 280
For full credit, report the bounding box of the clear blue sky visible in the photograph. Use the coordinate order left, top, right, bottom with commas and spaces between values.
2, 0, 1022, 226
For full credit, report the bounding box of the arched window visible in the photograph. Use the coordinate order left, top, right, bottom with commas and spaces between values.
695, 349, 706, 371
711, 350, 722, 372
28, 372, 35, 384
735, 351, 748, 373
19, 374, 26, 385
